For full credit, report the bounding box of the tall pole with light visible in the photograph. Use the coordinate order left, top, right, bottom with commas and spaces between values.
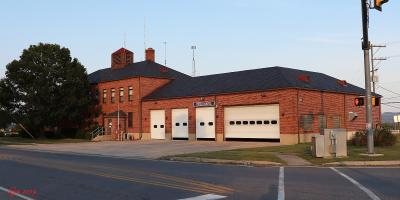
360, 0, 388, 154
191, 45, 196, 77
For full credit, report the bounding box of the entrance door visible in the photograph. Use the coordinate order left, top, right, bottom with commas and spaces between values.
172, 108, 189, 139
150, 110, 165, 139
196, 107, 215, 139
106, 118, 112, 135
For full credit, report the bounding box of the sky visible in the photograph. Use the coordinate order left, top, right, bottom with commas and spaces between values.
1, 0, 399, 112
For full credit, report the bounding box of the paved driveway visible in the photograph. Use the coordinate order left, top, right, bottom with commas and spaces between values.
6, 140, 280, 159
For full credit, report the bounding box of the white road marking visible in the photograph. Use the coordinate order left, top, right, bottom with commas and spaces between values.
178, 194, 227, 200
278, 167, 285, 200
330, 167, 381, 200
0, 186, 35, 200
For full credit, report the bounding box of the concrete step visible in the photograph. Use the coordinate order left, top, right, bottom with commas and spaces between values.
92, 135, 113, 142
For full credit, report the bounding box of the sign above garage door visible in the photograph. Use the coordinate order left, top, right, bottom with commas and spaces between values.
193, 101, 215, 107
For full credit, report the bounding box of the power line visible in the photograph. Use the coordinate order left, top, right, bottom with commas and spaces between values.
382, 95, 400, 100
382, 104, 400, 110
377, 85, 400, 96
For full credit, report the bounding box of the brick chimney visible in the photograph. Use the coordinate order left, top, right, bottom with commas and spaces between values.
145, 48, 155, 62
111, 48, 133, 69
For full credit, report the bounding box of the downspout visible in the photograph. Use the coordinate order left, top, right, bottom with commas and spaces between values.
321, 91, 324, 130
297, 89, 300, 144
139, 77, 143, 140
344, 94, 346, 129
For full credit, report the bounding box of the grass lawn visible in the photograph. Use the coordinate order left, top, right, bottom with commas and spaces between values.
0, 137, 90, 145
170, 149, 285, 164
172, 138, 400, 165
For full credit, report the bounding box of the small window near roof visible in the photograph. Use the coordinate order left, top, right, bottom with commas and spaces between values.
236, 121, 242, 125
271, 120, 278, 124
128, 86, 133, 101
208, 122, 213, 126
111, 88, 115, 103
264, 120, 270, 125
250, 121, 255, 125
183, 122, 187, 126
257, 120, 262, 125
200, 122, 205, 126
229, 121, 235, 125
243, 121, 249, 125
119, 87, 124, 103
175, 123, 180, 126
102, 89, 107, 103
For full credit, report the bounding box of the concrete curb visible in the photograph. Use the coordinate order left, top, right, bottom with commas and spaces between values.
323, 160, 400, 167
164, 157, 282, 167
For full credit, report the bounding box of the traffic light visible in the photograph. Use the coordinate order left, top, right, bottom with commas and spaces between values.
372, 96, 381, 106
354, 97, 364, 107
374, 0, 389, 11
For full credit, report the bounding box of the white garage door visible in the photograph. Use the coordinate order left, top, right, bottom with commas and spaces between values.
196, 107, 215, 139
224, 104, 280, 139
151, 110, 165, 139
172, 108, 189, 139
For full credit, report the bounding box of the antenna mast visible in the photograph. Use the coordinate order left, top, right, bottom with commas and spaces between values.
123, 32, 126, 48
191, 45, 196, 77
163, 41, 167, 66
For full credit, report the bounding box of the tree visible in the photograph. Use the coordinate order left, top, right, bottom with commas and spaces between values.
0, 43, 95, 137
0, 110, 11, 129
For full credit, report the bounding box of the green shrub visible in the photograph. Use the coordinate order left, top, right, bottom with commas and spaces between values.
75, 130, 91, 140
352, 130, 367, 146
374, 127, 397, 146
60, 128, 79, 138
352, 127, 397, 147
44, 131, 64, 139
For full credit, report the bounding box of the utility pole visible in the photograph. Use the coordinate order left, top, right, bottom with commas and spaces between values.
370, 43, 387, 93
361, 0, 374, 154
360, 0, 389, 154
191, 45, 197, 77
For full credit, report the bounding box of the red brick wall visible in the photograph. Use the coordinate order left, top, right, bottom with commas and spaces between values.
139, 77, 171, 98
141, 89, 381, 139
93, 76, 381, 140
297, 90, 381, 133
142, 89, 299, 137
97, 78, 140, 133
95, 77, 171, 133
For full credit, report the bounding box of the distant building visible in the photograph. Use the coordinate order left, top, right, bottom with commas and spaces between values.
88, 47, 381, 144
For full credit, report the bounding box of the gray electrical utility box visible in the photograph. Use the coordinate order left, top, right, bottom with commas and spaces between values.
311, 129, 347, 158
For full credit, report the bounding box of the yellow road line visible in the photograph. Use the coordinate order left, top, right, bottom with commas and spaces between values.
0, 153, 233, 194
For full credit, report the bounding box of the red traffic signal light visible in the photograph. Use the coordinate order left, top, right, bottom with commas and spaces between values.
354, 97, 364, 106
374, 0, 389, 11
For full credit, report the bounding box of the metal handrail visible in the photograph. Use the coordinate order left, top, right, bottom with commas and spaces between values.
90, 126, 104, 140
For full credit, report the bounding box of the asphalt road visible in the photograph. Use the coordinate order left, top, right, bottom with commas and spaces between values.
0, 147, 399, 200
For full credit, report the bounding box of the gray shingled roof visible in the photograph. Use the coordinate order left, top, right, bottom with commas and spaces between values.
88, 62, 374, 101
88, 61, 190, 84
143, 66, 371, 100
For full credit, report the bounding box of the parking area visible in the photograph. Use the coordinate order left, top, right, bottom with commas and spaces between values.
5, 140, 280, 159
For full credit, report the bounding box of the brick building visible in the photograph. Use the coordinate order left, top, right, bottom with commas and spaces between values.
88, 47, 381, 144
